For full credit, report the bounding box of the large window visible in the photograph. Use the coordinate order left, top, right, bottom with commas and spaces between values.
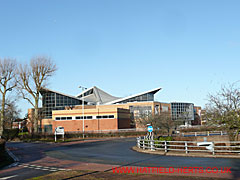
129, 106, 152, 118
116, 93, 154, 104
41, 90, 83, 119
171, 103, 194, 121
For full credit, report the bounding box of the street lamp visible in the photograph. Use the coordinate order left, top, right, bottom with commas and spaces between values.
79, 86, 87, 139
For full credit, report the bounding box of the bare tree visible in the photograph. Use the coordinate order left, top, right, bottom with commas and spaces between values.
206, 82, 240, 140
2, 98, 21, 129
0, 58, 18, 137
18, 56, 57, 133
136, 112, 182, 136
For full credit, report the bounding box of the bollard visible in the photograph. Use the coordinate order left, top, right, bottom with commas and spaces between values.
164, 141, 167, 153
185, 142, 188, 154
137, 137, 140, 148
150, 140, 154, 151
212, 142, 215, 155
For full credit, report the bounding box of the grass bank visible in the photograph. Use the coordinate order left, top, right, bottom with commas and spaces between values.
27, 170, 227, 180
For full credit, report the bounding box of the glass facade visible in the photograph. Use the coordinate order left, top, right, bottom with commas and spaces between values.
41, 90, 83, 119
116, 93, 154, 104
171, 102, 194, 121
129, 106, 152, 118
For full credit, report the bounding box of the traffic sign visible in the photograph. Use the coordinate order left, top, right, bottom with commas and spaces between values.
147, 126, 153, 132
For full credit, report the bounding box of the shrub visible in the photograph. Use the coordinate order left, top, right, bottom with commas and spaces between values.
3, 129, 19, 141
153, 136, 174, 149
157, 136, 173, 141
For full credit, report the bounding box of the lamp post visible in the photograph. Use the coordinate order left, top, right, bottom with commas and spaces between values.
79, 86, 87, 139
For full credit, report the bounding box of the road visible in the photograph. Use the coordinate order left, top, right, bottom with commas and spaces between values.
0, 138, 240, 179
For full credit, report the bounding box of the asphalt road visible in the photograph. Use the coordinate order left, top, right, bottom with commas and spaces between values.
0, 142, 59, 180
1, 138, 240, 179
46, 138, 240, 168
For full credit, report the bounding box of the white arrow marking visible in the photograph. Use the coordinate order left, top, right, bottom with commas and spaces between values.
0, 175, 18, 180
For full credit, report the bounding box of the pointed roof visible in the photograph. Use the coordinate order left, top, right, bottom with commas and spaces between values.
76, 86, 120, 104
104, 87, 162, 105
41, 86, 162, 105
40, 88, 82, 101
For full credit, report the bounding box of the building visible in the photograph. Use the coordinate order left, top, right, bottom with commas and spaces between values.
29, 86, 201, 133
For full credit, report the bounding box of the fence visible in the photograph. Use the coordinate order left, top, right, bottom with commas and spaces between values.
180, 131, 227, 137
136, 137, 240, 155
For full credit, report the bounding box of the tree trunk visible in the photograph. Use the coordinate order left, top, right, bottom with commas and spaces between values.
33, 98, 39, 133
0, 93, 5, 137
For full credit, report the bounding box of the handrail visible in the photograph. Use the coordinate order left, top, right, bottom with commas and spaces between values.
136, 137, 240, 155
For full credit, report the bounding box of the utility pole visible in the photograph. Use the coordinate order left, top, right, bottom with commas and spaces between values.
79, 86, 87, 139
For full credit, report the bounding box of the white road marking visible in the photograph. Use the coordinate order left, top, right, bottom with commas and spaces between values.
58, 168, 67, 171
0, 175, 18, 180
17, 163, 71, 172
42, 169, 50, 171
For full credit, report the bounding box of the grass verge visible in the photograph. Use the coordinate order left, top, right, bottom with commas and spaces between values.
27, 170, 229, 180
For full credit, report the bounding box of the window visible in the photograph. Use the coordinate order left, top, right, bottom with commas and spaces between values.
67, 117, 72, 120
171, 103, 194, 121
61, 117, 67, 120
96, 115, 114, 119
55, 117, 60, 120
162, 106, 168, 112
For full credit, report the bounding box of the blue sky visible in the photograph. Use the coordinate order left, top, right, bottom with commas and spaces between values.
1, 0, 240, 117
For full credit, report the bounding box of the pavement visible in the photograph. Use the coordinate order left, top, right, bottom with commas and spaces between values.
0, 138, 240, 180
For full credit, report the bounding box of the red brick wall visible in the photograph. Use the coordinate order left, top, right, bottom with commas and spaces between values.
52, 118, 118, 132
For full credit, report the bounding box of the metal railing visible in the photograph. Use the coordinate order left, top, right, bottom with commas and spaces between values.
136, 137, 240, 155
180, 131, 227, 137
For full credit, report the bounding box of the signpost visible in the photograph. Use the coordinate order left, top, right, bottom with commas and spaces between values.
147, 125, 153, 139
147, 126, 153, 133
147, 125, 154, 150
54, 126, 65, 142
